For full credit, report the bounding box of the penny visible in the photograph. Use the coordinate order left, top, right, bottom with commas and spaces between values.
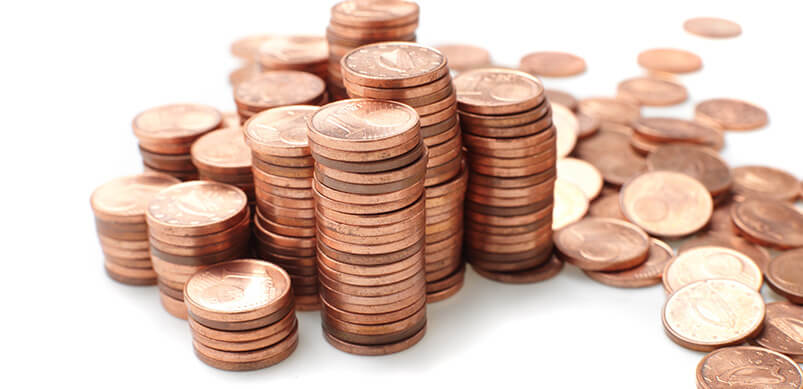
159, 291, 188, 319
620, 171, 713, 238
637, 48, 702, 74
458, 99, 549, 128
192, 327, 298, 370
314, 147, 426, 184
574, 130, 646, 186
554, 217, 650, 271
663, 246, 763, 294
229, 63, 262, 86
647, 144, 732, 196
584, 238, 673, 288
308, 99, 420, 152
243, 105, 316, 157
453, 68, 544, 115
752, 302, 803, 362
557, 158, 603, 200
545, 89, 578, 111
434, 44, 490, 72
323, 324, 425, 356
427, 276, 464, 303
91, 173, 180, 223
731, 165, 799, 202
472, 255, 564, 284
330, 0, 419, 27
766, 249, 803, 304
577, 97, 640, 125
190, 127, 252, 175
234, 71, 326, 112
616, 77, 687, 106
341, 42, 446, 88
461, 110, 550, 139
257, 35, 327, 68
589, 193, 626, 220
552, 179, 588, 230
231, 34, 273, 60
684, 17, 742, 39
146, 181, 248, 236
679, 231, 771, 274
519, 51, 586, 77
731, 200, 803, 249
698, 346, 802, 389
695, 98, 768, 131
133, 103, 222, 145
552, 103, 578, 158
662, 279, 765, 352
576, 112, 600, 139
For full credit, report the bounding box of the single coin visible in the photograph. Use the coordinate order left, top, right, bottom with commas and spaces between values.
434, 44, 491, 72
472, 255, 564, 284
637, 48, 702, 74
679, 231, 771, 273
697, 346, 802, 389
663, 279, 765, 352
234, 71, 325, 111
244, 105, 317, 157
330, 0, 419, 28
663, 246, 763, 294
554, 217, 650, 271
557, 158, 603, 200
132, 103, 222, 144
453, 68, 544, 115
584, 238, 673, 288
766, 249, 803, 304
519, 51, 586, 77
647, 144, 732, 196
617, 77, 687, 106
146, 181, 248, 236
552, 103, 578, 158
341, 42, 446, 88
307, 99, 419, 152
731, 200, 803, 249
231, 34, 273, 60
576, 112, 599, 139
589, 193, 626, 220
191, 128, 252, 174
753, 302, 803, 362
552, 179, 588, 230
731, 166, 799, 202
684, 17, 742, 39
257, 35, 327, 67
620, 171, 713, 238
545, 89, 578, 111
695, 98, 768, 131
578, 97, 640, 125
574, 130, 646, 185
91, 173, 180, 223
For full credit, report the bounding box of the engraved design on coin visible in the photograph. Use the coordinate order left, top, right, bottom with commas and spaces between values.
663, 246, 762, 293
188, 264, 277, 312
148, 182, 246, 226
311, 100, 417, 141
698, 347, 802, 388
454, 69, 543, 106
235, 71, 324, 107
193, 128, 251, 166
344, 43, 443, 79
333, 0, 418, 22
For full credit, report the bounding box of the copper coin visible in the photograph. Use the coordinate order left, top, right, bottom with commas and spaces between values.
576, 112, 599, 139
574, 130, 646, 185
323, 323, 425, 356
322, 307, 426, 344
556, 158, 602, 200
684, 17, 742, 39
468, 166, 554, 189
253, 166, 313, 189
647, 144, 732, 196
620, 171, 713, 238
327, 19, 418, 41
427, 276, 464, 303
434, 44, 490, 72
552, 179, 588, 230
188, 307, 296, 344
461, 110, 550, 138
679, 231, 771, 274
616, 77, 687, 106
732, 165, 799, 202
519, 51, 586, 77
321, 293, 425, 326
104, 261, 157, 285
344, 72, 452, 101
315, 193, 424, 227
146, 181, 248, 236
453, 68, 544, 115
472, 255, 564, 284
662, 279, 765, 351
752, 302, 803, 362
138, 147, 195, 171
584, 238, 673, 288
231, 34, 273, 60
663, 246, 762, 294
697, 346, 802, 389
314, 147, 426, 184
317, 225, 422, 255
545, 89, 577, 111
330, 0, 419, 27
577, 97, 640, 125
229, 63, 262, 86
589, 193, 626, 220
243, 105, 316, 157
552, 103, 578, 158
160, 291, 188, 319
192, 327, 298, 370
257, 35, 327, 68
190, 127, 252, 175
132, 104, 222, 144
192, 317, 297, 353
341, 42, 446, 88
634, 117, 718, 144
148, 209, 251, 247
91, 173, 180, 223
457, 98, 549, 128
731, 200, 803, 249
467, 176, 554, 200
554, 217, 649, 271
234, 71, 325, 112
695, 98, 768, 131
766, 249, 803, 304
464, 204, 552, 228
637, 48, 702, 74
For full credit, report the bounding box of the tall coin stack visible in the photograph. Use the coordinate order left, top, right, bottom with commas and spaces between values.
326, 0, 420, 100
146, 181, 250, 319
341, 42, 466, 302
244, 106, 322, 311
184, 260, 299, 371
90, 173, 180, 285
191, 128, 255, 208
307, 99, 428, 355
133, 104, 223, 181
453, 68, 557, 283
257, 36, 329, 81
233, 70, 327, 124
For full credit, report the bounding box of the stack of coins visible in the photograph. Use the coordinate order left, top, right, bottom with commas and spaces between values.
184, 260, 298, 371
233, 70, 327, 123
146, 181, 250, 319
326, 0, 420, 100
341, 42, 466, 301
453, 68, 556, 283
132, 103, 223, 181
307, 99, 428, 355
90, 173, 180, 285
243, 106, 321, 311
257, 36, 329, 80
190, 128, 255, 208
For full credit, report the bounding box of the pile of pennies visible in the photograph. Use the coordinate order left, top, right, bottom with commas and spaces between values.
325, 0, 419, 100
307, 99, 428, 355
190, 127, 255, 208
146, 181, 251, 319
185, 260, 299, 371
340, 42, 466, 301
90, 173, 179, 285
233, 70, 327, 124
133, 103, 224, 181
244, 106, 322, 311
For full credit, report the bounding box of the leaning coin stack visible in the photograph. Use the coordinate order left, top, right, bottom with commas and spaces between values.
90, 173, 180, 285
307, 99, 428, 355
133, 103, 223, 181
191, 128, 255, 208
184, 260, 299, 371
341, 42, 466, 301
244, 106, 321, 311
233, 70, 327, 123
257, 35, 329, 80
146, 181, 250, 319
326, 0, 420, 100
453, 68, 557, 283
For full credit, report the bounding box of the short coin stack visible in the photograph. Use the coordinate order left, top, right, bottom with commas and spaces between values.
453, 68, 557, 283
244, 106, 321, 311
307, 99, 428, 355
146, 181, 250, 319
341, 42, 466, 301
190, 128, 255, 208
257, 35, 329, 81
326, 0, 420, 100
90, 173, 180, 285
133, 104, 223, 181
184, 260, 298, 371
233, 70, 327, 123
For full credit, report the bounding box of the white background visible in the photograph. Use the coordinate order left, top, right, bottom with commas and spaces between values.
3, 0, 802, 387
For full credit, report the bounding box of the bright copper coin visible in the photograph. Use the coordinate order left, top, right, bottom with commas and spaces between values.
545, 89, 578, 111
91, 173, 180, 223
453, 68, 544, 115
554, 217, 650, 271
753, 302, 803, 362
307, 99, 419, 152
695, 98, 768, 131
663, 279, 765, 352
190, 127, 252, 174
244, 105, 316, 157
519, 51, 587, 77
637, 48, 702, 74
257, 35, 327, 67
679, 231, 771, 274
577, 97, 640, 125
557, 158, 603, 200
731, 200, 803, 249
684, 17, 742, 39
146, 181, 248, 236
697, 346, 802, 388
584, 238, 673, 288
766, 249, 803, 304
731, 165, 799, 202
341, 42, 447, 88
663, 246, 763, 294
552, 179, 588, 230
132, 103, 222, 144
616, 77, 687, 106
330, 0, 419, 28
647, 144, 732, 196
433, 44, 491, 72
552, 103, 578, 158
589, 193, 626, 220
620, 171, 713, 238
231, 34, 273, 60
234, 71, 325, 111
574, 130, 646, 186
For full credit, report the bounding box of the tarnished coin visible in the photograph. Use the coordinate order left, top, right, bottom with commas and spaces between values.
244, 105, 316, 157
663, 279, 765, 351
663, 246, 763, 294
754, 302, 803, 362
519, 51, 586, 77
552, 179, 588, 230
577, 97, 640, 125
307, 99, 419, 152
732, 165, 799, 202
146, 181, 248, 236
234, 71, 325, 111
341, 42, 447, 88
557, 158, 603, 200
695, 98, 768, 131
133, 104, 222, 144
620, 171, 713, 238
616, 77, 687, 106
231, 34, 274, 60
545, 89, 577, 111
257, 35, 327, 67
766, 249, 803, 304
584, 238, 673, 288
552, 103, 578, 158
453, 68, 544, 115
697, 346, 802, 389
330, 0, 419, 28
554, 217, 650, 271
679, 231, 771, 274
684, 17, 742, 39
637, 48, 702, 74
91, 173, 180, 223
434, 44, 491, 72
589, 193, 626, 220
647, 144, 732, 196
191, 128, 252, 174
575, 130, 646, 186
731, 200, 803, 249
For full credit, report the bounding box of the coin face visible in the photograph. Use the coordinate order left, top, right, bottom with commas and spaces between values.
732, 165, 799, 202
91, 173, 180, 221
663, 279, 765, 351
234, 71, 325, 109
679, 231, 771, 273
133, 103, 222, 142
552, 179, 589, 230
330, 0, 419, 27
766, 249, 803, 303
309, 99, 418, 142
731, 200, 803, 249
191, 128, 252, 170
584, 238, 673, 288
551, 103, 578, 158
554, 217, 650, 271
574, 130, 646, 186
185, 259, 290, 314
754, 302, 803, 361
647, 144, 732, 196
697, 346, 802, 389
663, 246, 763, 294
519, 51, 587, 77
147, 181, 247, 229
258, 35, 327, 65
433, 44, 491, 72
616, 77, 687, 106
620, 171, 713, 238
454, 68, 544, 114
637, 48, 702, 74
684, 17, 742, 39
695, 98, 768, 131
341, 42, 445, 85
244, 105, 316, 156
557, 158, 602, 200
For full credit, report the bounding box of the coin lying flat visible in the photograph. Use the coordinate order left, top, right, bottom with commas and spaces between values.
637, 48, 702, 74
231, 34, 274, 60
577, 97, 640, 125
544, 89, 577, 111
330, 0, 419, 28
646, 144, 732, 196
662, 246, 763, 294
133, 103, 223, 144
617, 77, 687, 106
434, 44, 491, 72
731, 200, 803, 249
684, 17, 742, 39
766, 249, 803, 304
574, 130, 646, 186
519, 51, 586, 77
679, 231, 771, 274
697, 346, 802, 389
753, 302, 803, 362
341, 42, 447, 88
695, 98, 768, 131
454, 68, 545, 115
554, 217, 650, 271
731, 165, 799, 202
584, 238, 673, 288
91, 173, 180, 223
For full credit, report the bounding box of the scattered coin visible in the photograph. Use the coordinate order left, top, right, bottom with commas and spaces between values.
646, 144, 732, 196
552, 179, 588, 230
434, 44, 491, 72
584, 238, 672, 288
519, 51, 586, 77
684, 17, 742, 39
544, 89, 577, 111
617, 77, 687, 106
766, 248, 803, 304
231, 34, 274, 60
697, 346, 802, 389
557, 158, 603, 200
574, 130, 646, 186
589, 193, 626, 220
753, 302, 803, 362
679, 231, 771, 274
576, 112, 599, 139
695, 98, 768, 131
662, 246, 763, 294
554, 217, 650, 271
552, 103, 578, 158
577, 97, 640, 125
731, 200, 803, 249
637, 48, 702, 74
731, 165, 799, 202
